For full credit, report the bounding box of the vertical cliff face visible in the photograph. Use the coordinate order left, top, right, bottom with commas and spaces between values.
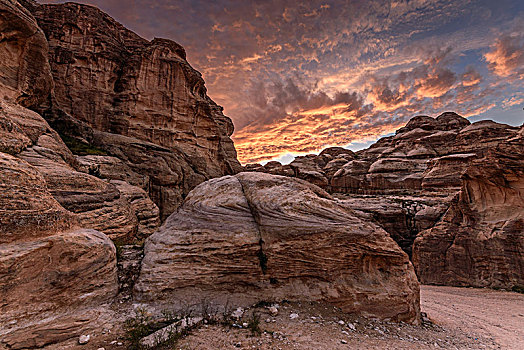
28, 2, 241, 218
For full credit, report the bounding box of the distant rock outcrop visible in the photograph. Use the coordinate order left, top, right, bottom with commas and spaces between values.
135, 172, 420, 323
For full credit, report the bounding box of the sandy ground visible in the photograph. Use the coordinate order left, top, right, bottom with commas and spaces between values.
175, 285, 524, 350
49, 285, 524, 350
420, 285, 524, 350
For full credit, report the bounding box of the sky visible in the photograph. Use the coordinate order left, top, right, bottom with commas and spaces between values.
41, 0, 524, 164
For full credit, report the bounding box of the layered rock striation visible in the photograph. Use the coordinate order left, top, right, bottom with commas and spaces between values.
136, 172, 420, 323
0, 152, 118, 349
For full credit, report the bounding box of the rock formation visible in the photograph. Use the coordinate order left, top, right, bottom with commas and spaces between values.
1, 0, 244, 243
413, 129, 524, 288
1, 0, 522, 347
30, 1, 242, 219
136, 172, 420, 323
0, 152, 118, 349
245, 112, 523, 289
0, 1, 244, 346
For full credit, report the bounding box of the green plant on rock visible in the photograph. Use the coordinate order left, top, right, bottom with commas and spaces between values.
58, 133, 107, 156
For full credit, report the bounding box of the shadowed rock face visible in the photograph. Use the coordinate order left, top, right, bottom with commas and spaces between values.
413, 129, 524, 289
136, 172, 420, 323
29, 2, 241, 219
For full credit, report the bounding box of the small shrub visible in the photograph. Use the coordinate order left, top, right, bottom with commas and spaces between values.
124, 308, 154, 350
247, 312, 262, 336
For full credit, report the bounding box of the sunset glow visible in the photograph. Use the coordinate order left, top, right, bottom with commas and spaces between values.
43, 0, 524, 163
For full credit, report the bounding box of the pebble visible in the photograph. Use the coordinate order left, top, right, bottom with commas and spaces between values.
97, 348, 105, 350
338, 320, 345, 325
289, 313, 299, 319
78, 335, 90, 345
269, 306, 279, 315
347, 322, 356, 331
242, 322, 249, 327
232, 307, 244, 319
341, 339, 348, 344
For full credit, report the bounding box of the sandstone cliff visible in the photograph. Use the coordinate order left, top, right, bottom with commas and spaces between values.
30, 2, 241, 219
413, 128, 524, 288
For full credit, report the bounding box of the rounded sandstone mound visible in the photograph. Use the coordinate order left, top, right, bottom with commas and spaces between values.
135, 172, 420, 323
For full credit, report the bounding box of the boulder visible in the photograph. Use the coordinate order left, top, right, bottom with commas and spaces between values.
135, 172, 420, 323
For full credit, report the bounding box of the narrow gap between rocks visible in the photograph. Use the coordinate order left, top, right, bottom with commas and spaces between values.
235, 177, 269, 276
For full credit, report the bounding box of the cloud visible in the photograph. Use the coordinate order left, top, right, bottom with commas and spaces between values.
233, 48, 501, 163
461, 66, 482, 87
485, 25, 524, 79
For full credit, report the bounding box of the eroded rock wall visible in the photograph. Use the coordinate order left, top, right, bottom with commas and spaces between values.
0, 152, 118, 349
413, 129, 524, 289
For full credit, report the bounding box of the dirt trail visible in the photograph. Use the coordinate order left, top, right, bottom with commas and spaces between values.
177, 286, 524, 350
421, 285, 524, 350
